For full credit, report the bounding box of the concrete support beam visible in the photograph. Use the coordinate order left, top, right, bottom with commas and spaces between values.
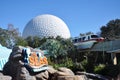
113, 53, 117, 65
111, 53, 117, 65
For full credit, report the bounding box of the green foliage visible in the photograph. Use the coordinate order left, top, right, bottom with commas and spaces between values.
104, 65, 120, 78
15, 37, 28, 46
69, 59, 89, 72
0, 26, 21, 48
0, 36, 7, 46
40, 37, 74, 63
25, 36, 47, 48
41, 39, 62, 58
80, 59, 88, 71
94, 64, 105, 74
32, 36, 41, 48
49, 57, 74, 69
0, 28, 9, 46
94, 64, 120, 78
100, 19, 120, 40
25, 36, 33, 47
62, 57, 74, 68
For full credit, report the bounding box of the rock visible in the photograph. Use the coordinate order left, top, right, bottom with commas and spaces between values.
57, 75, 87, 80
0, 71, 12, 80
9, 46, 24, 61
0, 72, 3, 76
0, 75, 12, 80
35, 70, 49, 80
4, 46, 86, 80
56, 67, 74, 76
3, 62, 11, 75
47, 66, 57, 74
3, 46, 25, 79
16, 66, 36, 80
12, 46, 24, 52
3, 61, 22, 80
46, 66, 57, 80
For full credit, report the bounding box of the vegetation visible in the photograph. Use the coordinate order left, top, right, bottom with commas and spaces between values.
0, 24, 21, 48
15, 37, 28, 46
1, 19, 120, 79
100, 19, 120, 40
94, 64, 106, 74
40, 37, 75, 63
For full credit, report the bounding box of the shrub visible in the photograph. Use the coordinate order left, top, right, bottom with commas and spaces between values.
94, 64, 120, 78
94, 64, 105, 74
103, 65, 119, 78
48, 57, 74, 69
80, 59, 88, 71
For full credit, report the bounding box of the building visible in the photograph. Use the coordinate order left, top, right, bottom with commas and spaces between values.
22, 14, 71, 39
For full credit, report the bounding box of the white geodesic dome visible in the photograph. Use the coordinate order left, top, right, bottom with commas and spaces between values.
22, 14, 71, 39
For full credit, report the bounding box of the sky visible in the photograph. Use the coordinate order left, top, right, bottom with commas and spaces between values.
0, 0, 120, 37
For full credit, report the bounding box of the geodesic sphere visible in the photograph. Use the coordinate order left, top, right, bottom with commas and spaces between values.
22, 14, 71, 39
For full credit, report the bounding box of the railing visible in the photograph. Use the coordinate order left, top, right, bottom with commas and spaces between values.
91, 40, 120, 52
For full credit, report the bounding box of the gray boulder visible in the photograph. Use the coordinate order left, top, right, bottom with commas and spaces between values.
16, 66, 36, 80
3, 46, 24, 80
35, 70, 49, 80
56, 67, 74, 76
47, 66, 57, 74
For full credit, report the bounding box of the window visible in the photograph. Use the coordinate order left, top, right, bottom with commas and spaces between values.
78, 38, 81, 42
88, 36, 90, 40
73, 39, 78, 43
82, 37, 86, 41
91, 35, 99, 38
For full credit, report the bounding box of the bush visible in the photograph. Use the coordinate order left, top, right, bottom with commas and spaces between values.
94, 64, 120, 78
80, 59, 88, 71
48, 57, 74, 69
70, 59, 89, 72
94, 64, 105, 74
103, 65, 119, 78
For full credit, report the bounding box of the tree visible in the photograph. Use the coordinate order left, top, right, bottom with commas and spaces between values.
25, 36, 33, 47
25, 36, 46, 48
40, 39, 62, 62
15, 37, 28, 46
40, 36, 76, 64
100, 19, 120, 40
32, 36, 41, 48
0, 28, 8, 46
0, 36, 7, 46
0, 27, 16, 48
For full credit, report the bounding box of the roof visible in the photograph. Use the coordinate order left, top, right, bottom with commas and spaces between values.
0, 44, 12, 71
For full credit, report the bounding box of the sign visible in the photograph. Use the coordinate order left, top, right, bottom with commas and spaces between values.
22, 48, 48, 72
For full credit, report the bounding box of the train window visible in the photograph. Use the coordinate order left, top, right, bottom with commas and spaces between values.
91, 35, 99, 38
82, 37, 85, 41
78, 38, 81, 42
88, 36, 90, 40
74, 39, 78, 43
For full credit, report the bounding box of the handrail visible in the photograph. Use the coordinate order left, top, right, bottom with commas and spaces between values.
91, 40, 120, 52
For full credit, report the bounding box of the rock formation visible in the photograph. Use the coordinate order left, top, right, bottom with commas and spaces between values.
2, 46, 87, 80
